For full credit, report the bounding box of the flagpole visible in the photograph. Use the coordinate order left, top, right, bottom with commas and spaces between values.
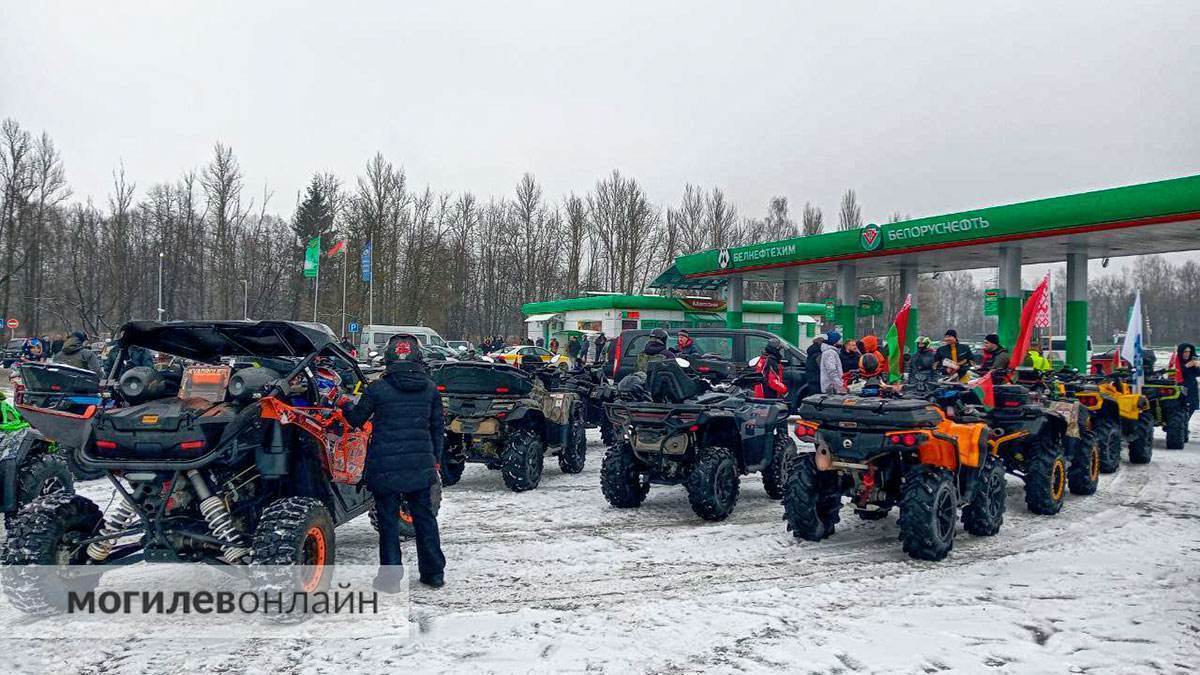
368, 242, 374, 327
340, 248, 347, 337
313, 266, 319, 322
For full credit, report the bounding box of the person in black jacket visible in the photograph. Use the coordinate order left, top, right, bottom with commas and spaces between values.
804, 335, 825, 394
342, 334, 446, 592
1174, 343, 1199, 420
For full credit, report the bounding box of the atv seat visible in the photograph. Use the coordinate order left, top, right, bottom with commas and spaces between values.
646, 359, 699, 404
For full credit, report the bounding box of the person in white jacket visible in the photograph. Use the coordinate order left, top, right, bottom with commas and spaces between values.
820, 331, 847, 394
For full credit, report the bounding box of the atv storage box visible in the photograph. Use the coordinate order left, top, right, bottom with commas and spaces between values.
993, 385, 1031, 408
92, 400, 243, 460
17, 362, 99, 408
431, 362, 534, 396
799, 394, 942, 430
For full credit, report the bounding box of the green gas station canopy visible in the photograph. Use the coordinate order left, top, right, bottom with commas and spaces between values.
652, 174, 1200, 288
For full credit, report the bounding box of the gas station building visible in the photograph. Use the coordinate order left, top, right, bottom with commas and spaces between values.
521, 294, 825, 346
652, 174, 1200, 371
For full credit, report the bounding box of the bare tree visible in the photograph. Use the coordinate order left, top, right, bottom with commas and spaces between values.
801, 201, 824, 236
838, 189, 862, 231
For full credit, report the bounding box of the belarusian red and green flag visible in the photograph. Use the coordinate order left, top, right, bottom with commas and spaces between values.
326, 240, 346, 257
303, 236, 321, 278
968, 374, 995, 409
884, 294, 912, 383
1009, 272, 1050, 375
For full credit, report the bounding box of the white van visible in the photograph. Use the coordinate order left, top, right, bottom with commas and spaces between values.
359, 325, 448, 358
1041, 335, 1092, 366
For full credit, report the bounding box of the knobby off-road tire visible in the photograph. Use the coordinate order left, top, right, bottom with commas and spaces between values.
369, 477, 442, 539
557, 412, 588, 474
599, 441, 648, 508
1067, 435, 1101, 496
3, 493, 102, 614
761, 431, 797, 500
1164, 404, 1187, 450
685, 446, 740, 521
781, 453, 842, 541
898, 465, 958, 561
252, 497, 335, 594
6, 454, 74, 529
440, 447, 466, 487
1127, 412, 1154, 465
1095, 416, 1122, 474
962, 454, 1006, 536
1023, 432, 1067, 515
501, 429, 544, 492
64, 449, 105, 482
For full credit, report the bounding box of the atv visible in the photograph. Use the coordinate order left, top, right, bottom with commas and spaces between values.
546, 363, 619, 446
431, 359, 587, 492
10, 361, 108, 480
3, 320, 437, 614
0, 390, 75, 529
1144, 369, 1189, 450
1011, 367, 1101, 499
1092, 370, 1155, 465
784, 386, 1003, 561
949, 378, 1072, 516
600, 358, 795, 521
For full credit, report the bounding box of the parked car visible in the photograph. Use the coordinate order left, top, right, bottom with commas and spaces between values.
607, 328, 810, 411
446, 340, 474, 353
2, 337, 25, 368
491, 345, 570, 368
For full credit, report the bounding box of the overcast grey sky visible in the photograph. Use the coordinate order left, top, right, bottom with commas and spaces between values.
3, 0, 1198, 262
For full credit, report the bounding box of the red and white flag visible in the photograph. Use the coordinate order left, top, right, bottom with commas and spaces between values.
326, 240, 346, 257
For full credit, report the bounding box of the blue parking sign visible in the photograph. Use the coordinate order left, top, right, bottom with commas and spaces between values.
349, 322, 360, 334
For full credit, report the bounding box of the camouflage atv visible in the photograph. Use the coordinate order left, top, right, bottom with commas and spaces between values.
1144, 369, 1189, 450
431, 361, 586, 492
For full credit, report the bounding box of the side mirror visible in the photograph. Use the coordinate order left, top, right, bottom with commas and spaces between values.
748, 356, 761, 368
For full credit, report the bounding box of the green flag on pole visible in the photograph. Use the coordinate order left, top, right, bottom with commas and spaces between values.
303, 236, 321, 278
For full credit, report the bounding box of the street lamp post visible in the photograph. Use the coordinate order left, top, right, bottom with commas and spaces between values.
241, 280, 249, 320
157, 251, 165, 321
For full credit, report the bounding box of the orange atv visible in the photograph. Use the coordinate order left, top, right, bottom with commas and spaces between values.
784, 390, 1004, 561
4, 320, 438, 614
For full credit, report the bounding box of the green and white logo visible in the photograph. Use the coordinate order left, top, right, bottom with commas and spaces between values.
718, 248, 731, 269
861, 223, 882, 251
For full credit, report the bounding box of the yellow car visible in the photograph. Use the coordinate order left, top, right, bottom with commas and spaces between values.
491, 346, 570, 368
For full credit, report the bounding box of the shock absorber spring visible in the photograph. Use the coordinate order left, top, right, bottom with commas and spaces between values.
87, 497, 141, 562
187, 470, 252, 564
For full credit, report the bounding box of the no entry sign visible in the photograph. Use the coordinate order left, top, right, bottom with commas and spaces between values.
5, 318, 18, 329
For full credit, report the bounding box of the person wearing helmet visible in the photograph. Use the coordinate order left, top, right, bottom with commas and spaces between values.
341, 334, 446, 592
20, 337, 46, 363
849, 352, 887, 395
753, 337, 788, 399
906, 335, 938, 390
637, 328, 672, 373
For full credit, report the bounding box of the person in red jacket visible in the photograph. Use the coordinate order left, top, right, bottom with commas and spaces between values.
753, 337, 788, 399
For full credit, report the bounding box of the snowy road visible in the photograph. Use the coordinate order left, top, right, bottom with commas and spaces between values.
8, 421, 1200, 674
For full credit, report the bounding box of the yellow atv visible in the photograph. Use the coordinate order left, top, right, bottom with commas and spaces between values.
1086, 371, 1154, 467
1143, 369, 1189, 450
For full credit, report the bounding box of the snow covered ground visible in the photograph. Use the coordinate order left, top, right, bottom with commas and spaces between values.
7, 420, 1200, 674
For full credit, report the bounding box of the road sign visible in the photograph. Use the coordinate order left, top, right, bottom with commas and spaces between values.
5, 318, 18, 329
983, 288, 1001, 316
348, 322, 360, 334
857, 299, 883, 317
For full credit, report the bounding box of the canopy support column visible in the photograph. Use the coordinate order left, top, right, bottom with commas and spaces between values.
1065, 247, 1089, 372
998, 245, 1023, 351
900, 262, 920, 353
726, 275, 744, 329
782, 277, 800, 345
836, 262, 858, 339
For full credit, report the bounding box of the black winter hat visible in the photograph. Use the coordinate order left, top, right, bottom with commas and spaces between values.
384, 334, 424, 364
944, 329, 957, 338
984, 333, 1000, 346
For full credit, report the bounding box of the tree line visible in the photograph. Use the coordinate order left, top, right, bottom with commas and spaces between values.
1, 117, 1195, 347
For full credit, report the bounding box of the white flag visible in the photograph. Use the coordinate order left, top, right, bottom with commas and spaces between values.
1120, 291, 1144, 391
